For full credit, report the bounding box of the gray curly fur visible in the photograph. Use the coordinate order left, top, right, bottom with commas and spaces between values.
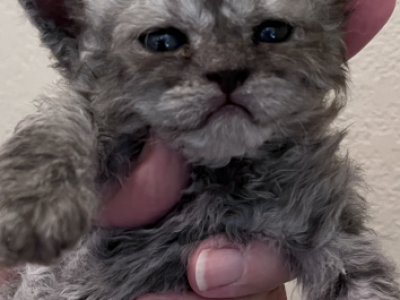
0, 0, 399, 299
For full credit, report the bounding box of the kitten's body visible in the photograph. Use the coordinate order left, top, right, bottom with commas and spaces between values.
0, 0, 399, 299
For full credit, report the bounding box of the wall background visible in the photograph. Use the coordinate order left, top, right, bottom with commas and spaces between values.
0, 1, 399, 299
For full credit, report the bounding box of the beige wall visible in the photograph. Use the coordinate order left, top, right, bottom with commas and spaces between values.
0, 1, 399, 299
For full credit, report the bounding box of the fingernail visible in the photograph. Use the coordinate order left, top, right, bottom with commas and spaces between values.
195, 248, 245, 292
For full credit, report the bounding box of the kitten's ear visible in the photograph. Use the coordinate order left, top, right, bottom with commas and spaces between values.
19, 0, 85, 72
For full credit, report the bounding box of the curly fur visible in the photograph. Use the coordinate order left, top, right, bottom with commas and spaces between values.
0, 0, 399, 299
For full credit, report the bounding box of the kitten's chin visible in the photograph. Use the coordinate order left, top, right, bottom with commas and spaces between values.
159, 116, 274, 167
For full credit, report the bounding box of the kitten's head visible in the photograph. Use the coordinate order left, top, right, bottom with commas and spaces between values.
22, 0, 348, 166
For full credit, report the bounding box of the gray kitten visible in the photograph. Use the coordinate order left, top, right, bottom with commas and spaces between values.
0, 0, 399, 299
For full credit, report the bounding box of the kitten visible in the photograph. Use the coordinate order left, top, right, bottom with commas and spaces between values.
0, 0, 399, 299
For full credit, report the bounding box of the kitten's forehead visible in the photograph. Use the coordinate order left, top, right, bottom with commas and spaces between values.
221, 0, 313, 20
86, 0, 317, 30
133, 0, 313, 21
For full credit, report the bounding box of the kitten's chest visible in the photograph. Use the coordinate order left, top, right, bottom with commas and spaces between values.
169, 158, 283, 239
14, 142, 347, 300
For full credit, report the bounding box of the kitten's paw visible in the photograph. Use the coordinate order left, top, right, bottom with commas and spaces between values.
0, 153, 98, 267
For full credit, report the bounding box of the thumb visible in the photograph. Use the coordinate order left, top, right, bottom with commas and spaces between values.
188, 237, 292, 299
99, 133, 191, 228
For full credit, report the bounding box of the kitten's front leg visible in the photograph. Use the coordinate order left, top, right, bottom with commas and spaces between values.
297, 233, 400, 300
0, 93, 98, 267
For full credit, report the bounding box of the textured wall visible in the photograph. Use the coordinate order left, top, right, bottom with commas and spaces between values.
0, 1, 399, 299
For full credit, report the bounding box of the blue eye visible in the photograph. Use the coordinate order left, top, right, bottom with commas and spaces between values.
253, 21, 293, 44
139, 28, 188, 52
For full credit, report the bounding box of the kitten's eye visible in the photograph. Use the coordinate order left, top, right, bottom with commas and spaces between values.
253, 21, 293, 44
139, 28, 188, 52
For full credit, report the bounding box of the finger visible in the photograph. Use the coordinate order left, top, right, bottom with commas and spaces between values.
188, 237, 292, 299
137, 288, 286, 300
346, 0, 396, 59
98, 133, 191, 228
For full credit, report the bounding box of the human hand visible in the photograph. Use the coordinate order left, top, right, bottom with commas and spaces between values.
138, 237, 290, 300
138, 287, 287, 300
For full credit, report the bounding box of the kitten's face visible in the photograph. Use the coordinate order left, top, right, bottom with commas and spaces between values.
86, 0, 347, 165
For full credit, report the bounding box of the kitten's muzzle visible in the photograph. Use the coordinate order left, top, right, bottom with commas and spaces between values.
203, 69, 254, 122
202, 92, 254, 127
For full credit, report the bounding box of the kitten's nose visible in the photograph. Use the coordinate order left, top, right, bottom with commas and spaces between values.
205, 69, 249, 95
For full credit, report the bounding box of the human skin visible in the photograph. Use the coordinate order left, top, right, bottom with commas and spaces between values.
0, 1, 395, 300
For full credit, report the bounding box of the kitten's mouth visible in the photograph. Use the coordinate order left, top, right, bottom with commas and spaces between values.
203, 96, 253, 125
208, 103, 251, 119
